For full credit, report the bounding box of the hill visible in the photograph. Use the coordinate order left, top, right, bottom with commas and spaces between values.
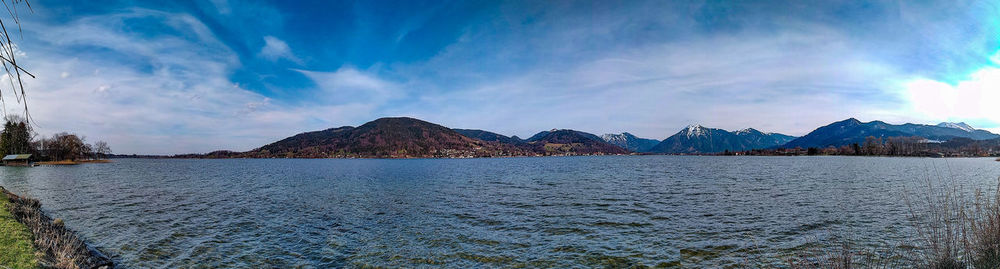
526, 129, 629, 155
246, 117, 529, 158
452, 129, 525, 145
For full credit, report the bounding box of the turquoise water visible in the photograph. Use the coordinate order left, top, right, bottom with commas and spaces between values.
1, 156, 999, 267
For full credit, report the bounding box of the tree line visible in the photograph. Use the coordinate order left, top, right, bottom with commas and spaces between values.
798, 136, 931, 156
0, 116, 111, 161
734, 135, 999, 157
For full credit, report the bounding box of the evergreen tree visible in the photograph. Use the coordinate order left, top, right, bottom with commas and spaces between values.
0, 116, 31, 156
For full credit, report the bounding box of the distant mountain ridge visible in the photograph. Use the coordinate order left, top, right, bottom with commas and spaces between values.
647, 124, 796, 154
527, 129, 604, 142
526, 129, 629, 155
601, 132, 660, 152
782, 118, 1000, 149
181, 116, 1000, 158
235, 118, 627, 158
936, 122, 977, 132
251, 117, 530, 158
453, 128, 524, 145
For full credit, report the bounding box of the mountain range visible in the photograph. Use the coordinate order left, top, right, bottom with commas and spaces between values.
783, 118, 1000, 149
185, 117, 1000, 158
646, 125, 796, 154
527, 129, 629, 155
601, 132, 660, 152
236, 117, 628, 158
452, 128, 524, 145
249, 117, 532, 158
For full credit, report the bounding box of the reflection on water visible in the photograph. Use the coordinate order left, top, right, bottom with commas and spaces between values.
1, 156, 998, 267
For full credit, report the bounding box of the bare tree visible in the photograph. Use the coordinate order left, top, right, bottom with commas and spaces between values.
94, 141, 110, 159
0, 0, 33, 121
40, 132, 85, 161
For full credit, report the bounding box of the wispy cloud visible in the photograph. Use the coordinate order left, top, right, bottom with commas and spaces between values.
208, 0, 232, 15
258, 35, 301, 64
15, 8, 370, 154
296, 67, 399, 105
375, 1, 1000, 138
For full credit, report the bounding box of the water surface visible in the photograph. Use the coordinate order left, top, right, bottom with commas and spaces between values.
2, 156, 999, 267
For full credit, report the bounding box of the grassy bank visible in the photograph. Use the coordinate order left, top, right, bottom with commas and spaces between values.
0, 190, 41, 269
1, 188, 113, 269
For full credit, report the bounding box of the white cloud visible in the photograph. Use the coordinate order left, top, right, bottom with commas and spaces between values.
375, 1, 1000, 139
259, 35, 301, 64
394, 28, 907, 139
15, 9, 370, 154
209, 0, 231, 15
904, 67, 1000, 130
295, 67, 400, 105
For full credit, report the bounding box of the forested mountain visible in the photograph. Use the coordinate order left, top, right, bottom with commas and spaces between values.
526, 129, 629, 155
782, 118, 1000, 149
235, 118, 627, 158
601, 132, 660, 152
183, 117, 1000, 158
246, 117, 531, 158
647, 125, 796, 154
453, 128, 524, 145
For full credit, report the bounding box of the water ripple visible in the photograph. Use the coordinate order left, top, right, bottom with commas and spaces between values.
0, 156, 998, 267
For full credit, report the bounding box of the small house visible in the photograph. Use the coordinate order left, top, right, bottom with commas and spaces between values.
2, 154, 32, 166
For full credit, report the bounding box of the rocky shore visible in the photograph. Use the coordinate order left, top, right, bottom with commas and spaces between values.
1, 187, 113, 269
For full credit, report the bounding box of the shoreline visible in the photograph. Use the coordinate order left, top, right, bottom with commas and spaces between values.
118, 154, 1000, 160
0, 190, 39, 268
0, 187, 113, 269
35, 160, 113, 165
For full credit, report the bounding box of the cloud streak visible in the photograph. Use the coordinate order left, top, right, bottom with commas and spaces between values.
259, 36, 301, 64
17, 8, 374, 154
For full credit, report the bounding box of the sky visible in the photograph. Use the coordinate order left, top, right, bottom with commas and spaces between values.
1, 0, 999, 154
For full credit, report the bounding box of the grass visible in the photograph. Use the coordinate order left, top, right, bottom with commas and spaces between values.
1, 188, 113, 269
0, 191, 41, 269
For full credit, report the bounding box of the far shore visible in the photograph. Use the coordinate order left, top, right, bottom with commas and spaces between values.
35, 159, 112, 165
105, 153, 1000, 160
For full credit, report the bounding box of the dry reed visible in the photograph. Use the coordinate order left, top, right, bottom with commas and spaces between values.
904, 176, 1000, 268
0, 187, 112, 269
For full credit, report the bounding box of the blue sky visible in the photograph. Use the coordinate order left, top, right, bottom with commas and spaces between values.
5, 0, 1000, 154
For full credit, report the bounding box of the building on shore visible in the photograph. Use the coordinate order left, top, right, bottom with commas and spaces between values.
2, 154, 32, 166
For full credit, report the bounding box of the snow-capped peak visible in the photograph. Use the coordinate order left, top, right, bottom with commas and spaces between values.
601, 133, 627, 143
684, 124, 706, 138
734, 128, 760, 135
936, 122, 976, 132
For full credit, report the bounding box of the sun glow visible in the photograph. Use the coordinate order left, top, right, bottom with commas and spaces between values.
905, 64, 1000, 127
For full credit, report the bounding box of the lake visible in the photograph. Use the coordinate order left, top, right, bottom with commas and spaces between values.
1, 156, 999, 267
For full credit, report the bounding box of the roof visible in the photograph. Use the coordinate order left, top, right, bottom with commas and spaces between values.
2, 154, 31, 160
